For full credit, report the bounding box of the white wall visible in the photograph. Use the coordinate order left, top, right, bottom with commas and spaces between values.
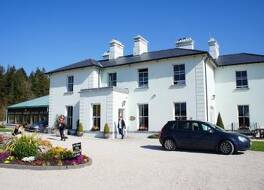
79, 88, 128, 131
48, 66, 99, 129
215, 63, 264, 129
100, 55, 207, 131
49, 54, 210, 132
206, 61, 216, 123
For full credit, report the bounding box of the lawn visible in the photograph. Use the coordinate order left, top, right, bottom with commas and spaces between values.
0, 128, 13, 133
250, 141, 264, 152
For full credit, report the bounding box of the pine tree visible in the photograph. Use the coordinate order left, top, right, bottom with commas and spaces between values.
0, 66, 6, 120
216, 113, 224, 129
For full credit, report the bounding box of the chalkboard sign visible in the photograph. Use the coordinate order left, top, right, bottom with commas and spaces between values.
72, 142, 82, 157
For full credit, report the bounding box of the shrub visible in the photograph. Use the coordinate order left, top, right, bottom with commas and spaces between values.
38, 147, 74, 161
104, 123, 110, 134
216, 113, 224, 129
0, 124, 5, 128
6, 135, 40, 159
77, 122, 84, 133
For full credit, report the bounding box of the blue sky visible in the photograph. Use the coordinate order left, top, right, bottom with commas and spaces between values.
0, 0, 263, 73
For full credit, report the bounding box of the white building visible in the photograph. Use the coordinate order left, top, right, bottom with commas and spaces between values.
47, 36, 264, 132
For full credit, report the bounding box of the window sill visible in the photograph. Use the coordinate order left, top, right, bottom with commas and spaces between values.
169, 84, 186, 89
64, 91, 73, 95
135, 86, 149, 91
234, 87, 250, 91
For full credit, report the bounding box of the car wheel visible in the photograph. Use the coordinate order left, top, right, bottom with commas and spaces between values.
219, 140, 234, 155
164, 139, 176, 151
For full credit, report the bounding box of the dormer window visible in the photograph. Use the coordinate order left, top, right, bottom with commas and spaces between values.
67, 76, 74, 92
236, 71, 248, 88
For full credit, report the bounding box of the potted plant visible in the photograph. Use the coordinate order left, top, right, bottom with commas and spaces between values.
76, 122, 84, 137
103, 123, 110, 139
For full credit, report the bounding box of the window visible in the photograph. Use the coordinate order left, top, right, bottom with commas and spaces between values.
138, 68, 148, 88
238, 105, 250, 128
138, 104, 148, 131
174, 102, 187, 120
173, 64, 185, 85
67, 106, 73, 129
108, 73, 117, 87
92, 104, 101, 131
236, 71, 248, 88
67, 76, 74, 92
175, 121, 192, 131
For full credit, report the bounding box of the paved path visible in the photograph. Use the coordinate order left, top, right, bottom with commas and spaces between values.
0, 134, 264, 190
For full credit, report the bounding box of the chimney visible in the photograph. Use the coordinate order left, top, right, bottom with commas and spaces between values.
176, 37, 194, 49
109, 39, 124, 59
208, 38, 219, 59
133, 35, 148, 56
102, 51, 110, 59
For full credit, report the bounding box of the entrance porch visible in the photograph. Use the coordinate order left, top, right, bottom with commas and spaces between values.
79, 87, 128, 132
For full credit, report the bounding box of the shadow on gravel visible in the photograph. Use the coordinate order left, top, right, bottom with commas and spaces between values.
140, 145, 245, 155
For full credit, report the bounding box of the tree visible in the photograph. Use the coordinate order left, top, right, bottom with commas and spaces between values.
216, 113, 224, 129
29, 68, 49, 97
0, 66, 6, 120
13, 68, 33, 103
0, 65, 49, 121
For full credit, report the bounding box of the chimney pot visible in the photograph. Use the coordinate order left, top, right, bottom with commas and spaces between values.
133, 35, 148, 56
176, 37, 194, 49
208, 38, 219, 59
109, 39, 124, 59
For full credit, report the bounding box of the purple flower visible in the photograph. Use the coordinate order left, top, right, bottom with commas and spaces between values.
0, 151, 10, 162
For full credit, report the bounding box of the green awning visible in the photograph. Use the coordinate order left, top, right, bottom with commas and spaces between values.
8, 95, 49, 109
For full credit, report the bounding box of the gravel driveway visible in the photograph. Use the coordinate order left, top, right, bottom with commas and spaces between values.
0, 133, 264, 190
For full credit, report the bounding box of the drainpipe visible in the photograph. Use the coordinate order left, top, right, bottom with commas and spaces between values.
204, 56, 209, 121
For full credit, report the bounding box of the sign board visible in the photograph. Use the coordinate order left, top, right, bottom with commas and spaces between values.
72, 142, 82, 157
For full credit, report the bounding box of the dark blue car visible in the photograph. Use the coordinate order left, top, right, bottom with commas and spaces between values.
159, 120, 251, 155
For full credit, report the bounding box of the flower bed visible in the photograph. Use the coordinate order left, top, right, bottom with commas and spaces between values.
0, 134, 91, 169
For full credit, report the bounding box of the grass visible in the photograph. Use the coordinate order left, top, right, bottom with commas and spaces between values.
250, 141, 264, 152
0, 128, 13, 132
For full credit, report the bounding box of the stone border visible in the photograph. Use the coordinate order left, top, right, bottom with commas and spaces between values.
0, 157, 92, 170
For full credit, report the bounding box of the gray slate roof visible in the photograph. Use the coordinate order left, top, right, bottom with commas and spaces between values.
46, 49, 264, 75
46, 48, 207, 74
216, 53, 264, 66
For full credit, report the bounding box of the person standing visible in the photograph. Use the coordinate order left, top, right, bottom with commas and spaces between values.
58, 115, 67, 141
117, 116, 126, 139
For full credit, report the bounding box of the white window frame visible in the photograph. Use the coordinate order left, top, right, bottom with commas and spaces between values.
173, 64, 185, 85
66, 105, 73, 129
236, 71, 248, 89
67, 75, 74, 92
108, 72, 117, 87
237, 105, 250, 128
138, 104, 149, 131
174, 102, 187, 120
138, 68, 148, 88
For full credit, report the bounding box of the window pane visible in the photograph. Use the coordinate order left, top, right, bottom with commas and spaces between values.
175, 104, 180, 115
236, 71, 241, 78
174, 64, 185, 85
238, 106, 243, 116
244, 106, 249, 116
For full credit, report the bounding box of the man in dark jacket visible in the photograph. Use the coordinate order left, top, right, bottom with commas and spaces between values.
58, 115, 67, 141
117, 116, 126, 139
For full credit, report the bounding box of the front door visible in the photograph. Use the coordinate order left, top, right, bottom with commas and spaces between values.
92, 104, 101, 131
